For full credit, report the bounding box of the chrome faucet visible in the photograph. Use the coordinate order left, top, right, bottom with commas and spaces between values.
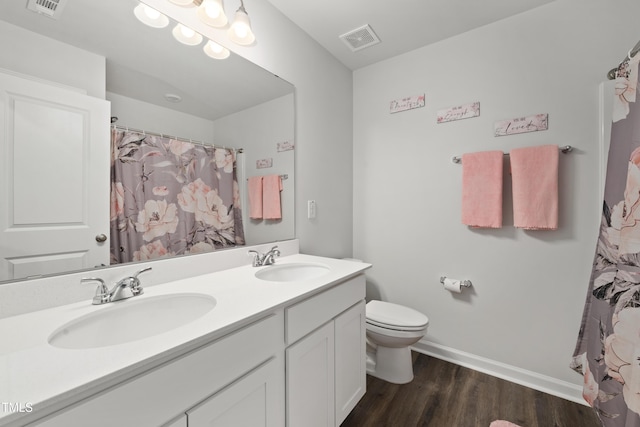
263, 246, 281, 265
248, 246, 280, 267
82, 267, 152, 305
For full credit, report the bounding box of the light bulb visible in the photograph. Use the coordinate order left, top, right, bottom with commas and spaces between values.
198, 0, 228, 28
227, 8, 255, 46
181, 26, 195, 38
133, 3, 169, 28
144, 7, 160, 20
233, 24, 247, 38
172, 24, 203, 46
203, 40, 230, 59
205, 6, 220, 18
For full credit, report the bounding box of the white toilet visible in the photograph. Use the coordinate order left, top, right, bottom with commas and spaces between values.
365, 300, 429, 384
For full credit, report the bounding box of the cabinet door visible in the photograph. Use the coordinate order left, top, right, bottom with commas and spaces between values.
187, 357, 284, 427
334, 300, 366, 425
286, 321, 335, 427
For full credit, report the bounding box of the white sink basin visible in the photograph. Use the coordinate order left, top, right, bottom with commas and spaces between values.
48, 293, 216, 349
255, 263, 330, 282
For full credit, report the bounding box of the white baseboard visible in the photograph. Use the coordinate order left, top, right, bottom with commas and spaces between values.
411, 340, 587, 406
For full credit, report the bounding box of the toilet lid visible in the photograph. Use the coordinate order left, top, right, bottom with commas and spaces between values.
366, 300, 429, 330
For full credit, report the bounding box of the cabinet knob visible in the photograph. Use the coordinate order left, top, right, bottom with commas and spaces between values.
95, 234, 108, 243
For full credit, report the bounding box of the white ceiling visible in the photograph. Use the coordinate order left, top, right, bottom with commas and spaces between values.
266, 0, 555, 70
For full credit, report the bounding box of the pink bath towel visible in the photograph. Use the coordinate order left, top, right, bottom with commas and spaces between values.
489, 421, 522, 427
461, 150, 504, 228
262, 174, 283, 220
248, 176, 263, 219
510, 145, 558, 230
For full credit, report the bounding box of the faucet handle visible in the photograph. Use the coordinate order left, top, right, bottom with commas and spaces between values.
130, 267, 151, 295
263, 246, 281, 265
248, 250, 263, 267
133, 267, 152, 278
81, 277, 109, 305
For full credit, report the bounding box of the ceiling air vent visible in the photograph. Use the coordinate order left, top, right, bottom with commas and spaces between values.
339, 24, 381, 52
26, 0, 68, 20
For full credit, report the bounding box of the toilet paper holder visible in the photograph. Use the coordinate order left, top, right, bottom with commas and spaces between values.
440, 276, 472, 288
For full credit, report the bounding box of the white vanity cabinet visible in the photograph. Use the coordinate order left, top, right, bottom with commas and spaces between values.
17, 269, 368, 427
28, 312, 285, 427
285, 275, 366, 427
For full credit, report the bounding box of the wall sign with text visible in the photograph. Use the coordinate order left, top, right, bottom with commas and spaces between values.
494, 113, 548, 137
256, 158, 273, 169
437, 102, 480, 123
277, 141, 294, 152
390, 94, 425, 114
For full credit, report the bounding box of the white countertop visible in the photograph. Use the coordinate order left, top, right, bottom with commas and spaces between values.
0, 254, 370, 426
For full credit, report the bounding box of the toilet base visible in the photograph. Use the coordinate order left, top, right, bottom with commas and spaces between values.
366, 345, 414, 384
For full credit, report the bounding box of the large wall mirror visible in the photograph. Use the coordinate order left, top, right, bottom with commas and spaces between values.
0, 0, 295, 284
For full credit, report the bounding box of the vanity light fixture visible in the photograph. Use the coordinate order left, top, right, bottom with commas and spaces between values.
227, 0, 255, 46
198, 0, 228, 27
203, 39, 231, 59
133, 3, 169, 28
172, 23, 203, 45
168, 0, 195, 6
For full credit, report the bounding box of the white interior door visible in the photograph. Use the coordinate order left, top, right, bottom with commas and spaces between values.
0, 71, 110, 281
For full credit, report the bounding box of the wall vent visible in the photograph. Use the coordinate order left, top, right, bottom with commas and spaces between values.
339, 24, 381, 52
26, 0, 67, 20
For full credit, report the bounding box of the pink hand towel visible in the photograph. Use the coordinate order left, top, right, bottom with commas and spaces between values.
461, 150, 504, 228
262, 174, 283, 220
489, 421, 522, 427
248, 176, 263, 219
510, 144, 558, 230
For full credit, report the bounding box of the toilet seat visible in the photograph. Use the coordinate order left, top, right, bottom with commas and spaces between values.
366, 300, 429, 331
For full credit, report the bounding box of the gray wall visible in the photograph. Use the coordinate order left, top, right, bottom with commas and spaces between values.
214, 94, 295, 245
0, 20, 104, 97
353, 0, 640, 401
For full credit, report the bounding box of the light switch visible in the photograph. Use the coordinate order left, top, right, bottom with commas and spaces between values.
307, 200, 316, 219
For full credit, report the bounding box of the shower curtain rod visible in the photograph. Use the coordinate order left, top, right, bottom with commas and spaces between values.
451, 145, 572, 164
111, 123, 244, 153
607, 39, 640, 80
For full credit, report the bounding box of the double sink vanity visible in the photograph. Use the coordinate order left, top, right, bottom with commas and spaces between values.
0, 250, 371, 426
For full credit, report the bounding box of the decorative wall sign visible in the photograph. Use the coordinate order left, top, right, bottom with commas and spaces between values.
437, 102, 480, 123
494, 113, 548, 137
277, 140, 294, 152
256, 158, 273, 169
390, 94, 425, 114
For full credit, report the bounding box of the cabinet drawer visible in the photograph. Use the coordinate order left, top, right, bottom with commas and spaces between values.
285, 275, 365, 345
30, 312, 284, 427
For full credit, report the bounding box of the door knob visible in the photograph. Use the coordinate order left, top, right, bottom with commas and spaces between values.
95, 234, 108, 243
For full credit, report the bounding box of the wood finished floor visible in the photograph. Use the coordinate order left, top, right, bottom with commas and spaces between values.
341, 352, 601, 427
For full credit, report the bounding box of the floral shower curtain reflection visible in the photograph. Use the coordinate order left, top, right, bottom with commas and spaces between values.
572, 52, 640, 425
110, 128, 245, 264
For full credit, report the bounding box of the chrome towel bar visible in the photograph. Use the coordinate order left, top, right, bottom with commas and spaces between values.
451, 145, 572, 164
